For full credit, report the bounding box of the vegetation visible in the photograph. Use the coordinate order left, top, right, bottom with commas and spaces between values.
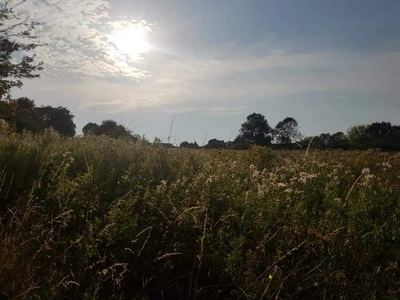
180, 141, 199, 149
301, 122, 400, 151
1, 130, 400, 299
1, 4, 400, 298
2, 95, 400, 151
82, 120, 140, 140
273, 117, 302, 144
0, 0, 43, 100
197, 117, 400, 151
234, 113, 273, 148
0, 97, 76, 136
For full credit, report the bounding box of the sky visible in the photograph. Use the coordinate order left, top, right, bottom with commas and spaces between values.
7, 0, 400, 144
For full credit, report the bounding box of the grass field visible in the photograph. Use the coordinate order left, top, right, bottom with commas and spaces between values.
1, 131, 400, 299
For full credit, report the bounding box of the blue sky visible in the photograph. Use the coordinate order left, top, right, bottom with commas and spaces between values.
9, 0, 400, 143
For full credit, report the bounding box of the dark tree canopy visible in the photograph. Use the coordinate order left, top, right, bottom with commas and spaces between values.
0, 97, 42, 133
13, 97, 35, 110
237, 113, 272, 146
205, 139, 225, 149
366, 122, 392, 139
83, 120, 138, 140
82, 122, 100, 136
10, 97, 42, 133
0, 1, 43, 100
303, 132, 349, 149
319, 133, 331, 148
180, 141, 199, 148
274, 117, 302, 144
36, 106, 76, 137
97, 120, 131, 138
347, 125, 368, 146
0, 98, 77, 136
329, 132, 348, 149
349, 122, 400, 150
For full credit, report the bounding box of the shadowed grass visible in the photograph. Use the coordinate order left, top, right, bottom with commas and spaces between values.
0, 131, 400, 299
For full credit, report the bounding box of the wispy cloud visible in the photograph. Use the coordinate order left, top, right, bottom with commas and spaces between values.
8, 0, 151, 78
76, 50, 400, 111
7, 0, 400, 114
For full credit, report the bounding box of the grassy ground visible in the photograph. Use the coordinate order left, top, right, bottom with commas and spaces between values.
0, 131, 400, 299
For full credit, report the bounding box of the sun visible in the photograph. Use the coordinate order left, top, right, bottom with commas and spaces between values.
107, 21, 152, 61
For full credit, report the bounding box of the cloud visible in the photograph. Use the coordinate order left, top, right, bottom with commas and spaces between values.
6, 0, 150, 78
75, 49, 400, 111
5, 0, 400, 114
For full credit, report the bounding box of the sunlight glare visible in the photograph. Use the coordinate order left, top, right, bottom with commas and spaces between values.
107, 21, 152, 61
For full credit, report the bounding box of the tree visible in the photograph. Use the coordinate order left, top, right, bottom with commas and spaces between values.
274, 117, 302, 144
180, 141, 199, 148
299, 136, 314, 147
363, 122, 393, 149
13, 96, 35, 110
300, 132, 348, 150
204, 139, 225, 149
346, 125, 367, 148
365, 122, 392, 141
82, 122, 99, 136
36, 106, 76, 136
0, 0, 43, 100
83, 120, 138, 140
0, 97, 43, 133
346, 123, 396, 150
319, 133, 332, 149
237, 113, 272, 146
13, 97, 43, 133
0, 99, 16, 120
97, 120, 131, 138
329, 132, 348, 149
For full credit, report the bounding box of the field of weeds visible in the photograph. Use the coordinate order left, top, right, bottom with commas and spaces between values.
1, 131, 400, 299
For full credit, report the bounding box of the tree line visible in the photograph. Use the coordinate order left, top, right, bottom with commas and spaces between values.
183, 114, 400, 151
1, 1, 400, 151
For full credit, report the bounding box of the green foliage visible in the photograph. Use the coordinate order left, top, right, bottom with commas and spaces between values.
301, 132, 350, 150
236, 113, 272, 146
8, 97, 43, 133
36, 105, 76, 136
82, 122, 100, 136
0, 98, 76, 136
274, 116, 302, 144
1, 132, 400, 299
180, 141, 199, 148
344, 122, 400, 150
204, 138, 225, 149
0, 0, 43, 99
82, 120, 138, 140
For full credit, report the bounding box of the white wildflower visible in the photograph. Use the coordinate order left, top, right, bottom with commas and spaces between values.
205, 175, 218, 184
361, 168, 370, 175
382, 162, 392, 169
299, 177, 307, 184
298, 172, 318, 184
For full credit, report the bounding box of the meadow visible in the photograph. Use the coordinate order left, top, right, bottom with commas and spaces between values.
0, 130, 400, 299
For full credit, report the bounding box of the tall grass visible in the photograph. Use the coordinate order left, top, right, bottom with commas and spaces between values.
0, 130, 400, 299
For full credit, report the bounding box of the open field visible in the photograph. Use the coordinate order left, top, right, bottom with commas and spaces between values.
1, 131, 400, 299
